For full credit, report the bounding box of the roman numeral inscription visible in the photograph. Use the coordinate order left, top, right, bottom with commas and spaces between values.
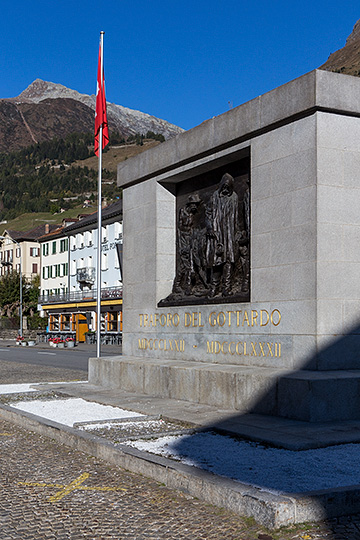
206, 340, 281, 357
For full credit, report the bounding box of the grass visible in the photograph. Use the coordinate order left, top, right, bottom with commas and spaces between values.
0, 206, 94, 235
73, 140, 160, 172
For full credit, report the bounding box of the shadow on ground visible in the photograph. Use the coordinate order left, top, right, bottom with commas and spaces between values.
171, 323, 360, 537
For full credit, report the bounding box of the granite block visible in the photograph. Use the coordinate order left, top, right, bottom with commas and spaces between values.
252, 193, 292, 235
270, 224, 316, 266
260, 71, 316, 128
250, 232, 271, 269
252, 266, 293, 302
316, 223, 344, 261
251, 163, 272, 201
198, 367, 237, 408
343, 150, 360, 188
317, 185, 360, 225
317, 146, 344, 187
271, 149, 316, 196
316, 333, 360, 370
315, 69, 360, 112
291, 186, 316, 226
317, 112, 360, 152
292, 262, 316, 300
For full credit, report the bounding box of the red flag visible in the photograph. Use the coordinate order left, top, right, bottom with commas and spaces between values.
94, 42, 109, 156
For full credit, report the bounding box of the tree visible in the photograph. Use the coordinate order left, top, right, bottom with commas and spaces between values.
0, 271, 24, 317
0, 272, 40, 317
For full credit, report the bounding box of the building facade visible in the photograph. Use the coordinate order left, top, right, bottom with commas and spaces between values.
0, 225, 58, 280
39, 228, 71, 298
38, 201, 123, 343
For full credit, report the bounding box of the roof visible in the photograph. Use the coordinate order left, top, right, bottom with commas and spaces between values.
37, 226, 66, 243
62, 217, 79, 224
4, 224, 59, 242
63, 200, 123, 234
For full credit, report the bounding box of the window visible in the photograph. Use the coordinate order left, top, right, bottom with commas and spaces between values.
101, 252, 108, 270
42, 267, 46, 279
43, 243, 49, 256
115, 221, 122, 240
107, 312, 118, 332
60, 238, 68, 252
52, 241, 57, 255
30, 247, 39, 257
49, 314, 60, 331
87, 231, 93, 246
102, 226, 107, 243
100, 313, 106, 331
16, 247, 21, 258
78, 233, 84, 249
32, 263, 38, 273
62, 263, 68, 276
61, 314, 71, 331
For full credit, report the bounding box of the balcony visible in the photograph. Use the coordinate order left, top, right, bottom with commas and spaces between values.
76, 267, 95, 284
38, 286, 123, 305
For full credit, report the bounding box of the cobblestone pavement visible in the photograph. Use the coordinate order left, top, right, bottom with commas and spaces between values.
0, 418, 334, 540
1, 359, 360, 539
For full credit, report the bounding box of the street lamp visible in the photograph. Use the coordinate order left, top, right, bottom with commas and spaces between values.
0, 236, 23, 337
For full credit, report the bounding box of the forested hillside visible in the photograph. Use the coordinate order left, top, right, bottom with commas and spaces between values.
0, 131, 163, 222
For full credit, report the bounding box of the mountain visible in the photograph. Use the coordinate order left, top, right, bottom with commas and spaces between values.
320, 19, 360, 76
0, 98, 95, 153
0, 79, 184, 153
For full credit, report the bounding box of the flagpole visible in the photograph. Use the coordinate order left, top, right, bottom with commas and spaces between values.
96, 31, 105, 359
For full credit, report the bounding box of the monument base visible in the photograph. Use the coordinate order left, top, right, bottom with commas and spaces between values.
89, 355, 360, 424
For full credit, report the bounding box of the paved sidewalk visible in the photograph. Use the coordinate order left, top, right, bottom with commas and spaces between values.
0, 418, 261, 539
1, 357, 360, 538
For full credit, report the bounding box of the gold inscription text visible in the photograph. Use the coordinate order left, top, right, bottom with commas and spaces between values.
206, 340, 282, 357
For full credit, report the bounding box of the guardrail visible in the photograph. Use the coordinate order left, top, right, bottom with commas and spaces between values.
38, 286, 123, 305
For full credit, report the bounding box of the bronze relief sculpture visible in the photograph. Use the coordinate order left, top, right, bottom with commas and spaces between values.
160, 170, 250, 306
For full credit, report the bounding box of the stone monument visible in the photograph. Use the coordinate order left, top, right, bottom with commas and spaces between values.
89, 70, 360, 431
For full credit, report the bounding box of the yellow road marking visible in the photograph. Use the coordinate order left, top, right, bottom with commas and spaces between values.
0, 432, 12, 436
18, 472, 127, 502
50, 472, 90, 502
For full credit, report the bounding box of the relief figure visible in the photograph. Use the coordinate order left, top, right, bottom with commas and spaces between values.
171, 194, 207, 298
205, 173, 241, 297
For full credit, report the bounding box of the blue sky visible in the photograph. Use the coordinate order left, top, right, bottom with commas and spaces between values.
1, 1, 359, 130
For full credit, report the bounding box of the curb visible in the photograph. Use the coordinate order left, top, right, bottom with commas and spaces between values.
1, 402, 360, 529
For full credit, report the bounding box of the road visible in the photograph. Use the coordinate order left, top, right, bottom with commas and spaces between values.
0, 343, 121, 373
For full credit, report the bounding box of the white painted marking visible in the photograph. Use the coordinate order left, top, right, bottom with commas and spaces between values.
37, 352, 56, 356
